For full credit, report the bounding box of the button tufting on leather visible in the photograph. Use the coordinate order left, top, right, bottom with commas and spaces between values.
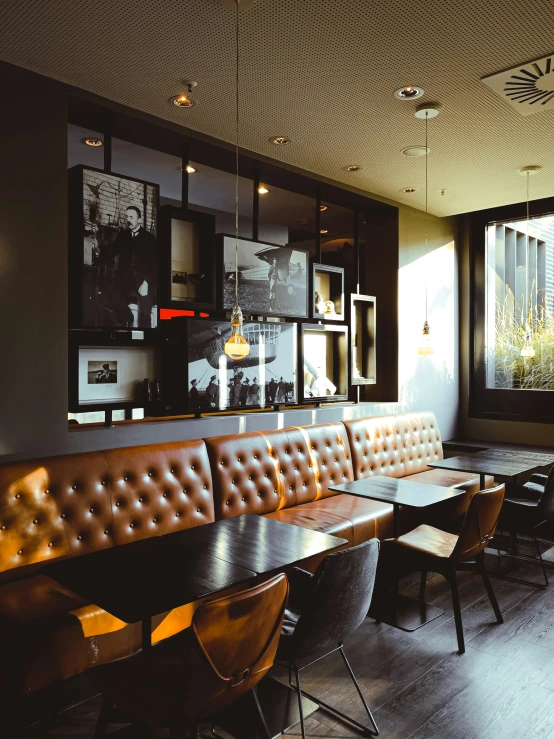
89, 508, 94, 513
152, 518, 157, 523
77, 535, 82, 540
101, 480, 107, 486
15, 494, 21, 499
148, 472, 153, 477
226, 501, 230, 506
0, 525, 5, 530
197, 507, 202, 513
48, 542, 53, 547
33, 519, 38, 525
241, 497, 246, 502
116, 501, 121, 507
17, 550, 22, 555
175, 512, 181, 517
61, 513, 66, 519
72, 485, 78, 490
130, 523, 134, 528
104, 529, 109, 535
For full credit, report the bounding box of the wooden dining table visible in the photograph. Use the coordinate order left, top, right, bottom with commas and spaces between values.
44, 515, 347, 739
428, 451, 554, 490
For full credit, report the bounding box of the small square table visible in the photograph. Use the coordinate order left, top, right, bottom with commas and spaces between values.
428, 452, 552, 490
330, 476, 468, 537
329, 476, 469, 631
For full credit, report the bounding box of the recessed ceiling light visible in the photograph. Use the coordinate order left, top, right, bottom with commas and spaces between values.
171, 93, 194, 108
177, 165, 198, 174
83, 138, 103, 147
401, 146, 429, 157
170, 82, 197, 108
400, 187, 418, 193
343, 164, 362, 172
319, 205, 328, 212
258, 185, 269, 194
320, 229, 328, 234
270, 136, 290, 145
394, 85, 424, 101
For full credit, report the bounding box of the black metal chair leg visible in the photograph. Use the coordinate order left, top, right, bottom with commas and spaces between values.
419, 571, 427, 601
291, 648, 379, 737
93, 698, 112, 739
476, 553, 503, 623
534, 535, 549, 587
339, 647, 379, 736
251, 685, 272, 739
448, 570, 465, 655
291, 662, 307, 739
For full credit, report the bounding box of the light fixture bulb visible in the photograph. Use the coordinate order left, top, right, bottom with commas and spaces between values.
319, 205, 328, 212
320, 229, 328, 234
224, 304, 250, 360
173, 93, 194, 107
84, 138, 103, 147
258, 185, 269, 194
418, 320, 434, 355
186, 165, 197, 174
270, 136, 290, 145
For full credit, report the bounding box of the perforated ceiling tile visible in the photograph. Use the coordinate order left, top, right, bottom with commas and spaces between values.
1, 0, 553, 217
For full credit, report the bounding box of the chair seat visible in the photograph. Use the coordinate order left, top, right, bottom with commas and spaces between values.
387, 524, 458, 559
505, 482, 544, 502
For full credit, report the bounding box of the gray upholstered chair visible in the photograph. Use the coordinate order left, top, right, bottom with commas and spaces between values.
277, 538, 380, 738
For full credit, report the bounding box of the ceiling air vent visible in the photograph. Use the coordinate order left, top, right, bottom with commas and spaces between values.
482, 53, 554, 116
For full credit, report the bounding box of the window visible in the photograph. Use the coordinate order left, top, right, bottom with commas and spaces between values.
485, 214, 554, 390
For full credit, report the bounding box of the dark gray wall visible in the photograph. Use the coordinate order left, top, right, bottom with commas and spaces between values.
0, 62, 404, 463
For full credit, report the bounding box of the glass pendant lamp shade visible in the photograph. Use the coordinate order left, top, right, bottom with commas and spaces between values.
224, 303, 250, 360
418, 320, 433, 355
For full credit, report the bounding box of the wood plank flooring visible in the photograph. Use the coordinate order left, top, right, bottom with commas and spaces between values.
17, 550, 554, 739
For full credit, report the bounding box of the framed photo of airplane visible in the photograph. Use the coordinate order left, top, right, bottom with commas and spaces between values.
185, 319, 298, 411
219, 235, 309, 318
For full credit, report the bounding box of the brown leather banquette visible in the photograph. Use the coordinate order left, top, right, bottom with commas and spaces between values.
0, 411, 481, 704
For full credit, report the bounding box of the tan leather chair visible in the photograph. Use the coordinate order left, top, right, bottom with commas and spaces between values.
87, 574, 289, 738
378, 484, 505, 654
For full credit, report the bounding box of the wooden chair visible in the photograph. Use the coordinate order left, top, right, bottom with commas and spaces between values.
88, 574, 289, 738
378, 484, 505, 654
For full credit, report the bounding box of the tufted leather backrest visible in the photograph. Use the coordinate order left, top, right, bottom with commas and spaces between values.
343, 412, 443, 480
206, 431, 295, 519
207, 424, 354, 519
302, 423, 353, 499
0, 452, 113, 572
104, 441, 215, 545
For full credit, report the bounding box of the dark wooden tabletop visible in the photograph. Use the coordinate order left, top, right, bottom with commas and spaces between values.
477, 449, 554, 467
164, 514, 347, 574
329, 476, 467, 508
44, 533, 256, 625
428, 453, 545, 479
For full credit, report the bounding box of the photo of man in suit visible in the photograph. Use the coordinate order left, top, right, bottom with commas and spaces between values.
98, 205, 157, 328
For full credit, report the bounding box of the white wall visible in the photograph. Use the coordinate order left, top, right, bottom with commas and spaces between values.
396, 206, 460, 440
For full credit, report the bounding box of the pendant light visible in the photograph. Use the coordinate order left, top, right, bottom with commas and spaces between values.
224, 0, 250, 361
415, 103, 440, 356
518, 165, 541, 359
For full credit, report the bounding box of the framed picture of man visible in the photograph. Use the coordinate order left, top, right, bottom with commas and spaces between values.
185, 319, 298, 411
219, 235, 308, 318
69, 165, 159, 329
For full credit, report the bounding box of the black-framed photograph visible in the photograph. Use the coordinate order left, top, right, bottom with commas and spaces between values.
69, 165, 159, 329
220, 235, 308, 317
76, 345, 160, 407
186, 319, 298, 411
301, 324, 348, 402
159, 205, 216, 310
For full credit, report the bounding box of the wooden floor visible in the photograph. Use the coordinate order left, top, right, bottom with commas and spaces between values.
18, 549, 554, 739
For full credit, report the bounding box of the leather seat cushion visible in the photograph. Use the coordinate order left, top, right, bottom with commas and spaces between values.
264, 494, 393, 571
384, 524, 458, 559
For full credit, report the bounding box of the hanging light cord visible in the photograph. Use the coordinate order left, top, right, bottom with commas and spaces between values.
234, 0, 240, 306
424, 110, 429, 323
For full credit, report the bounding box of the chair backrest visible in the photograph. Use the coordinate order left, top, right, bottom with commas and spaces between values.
88, 574, 289, 729
452, 484, 505, 561
287, 538, 379, 659
192, 572, 288, 686
537, 466, 554, 523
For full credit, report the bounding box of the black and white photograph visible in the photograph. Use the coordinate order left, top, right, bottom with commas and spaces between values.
77, 346, 158, 405
221, 236, 308, 317
87, 360, 118, 385
73, 166, 159, 329
187, 320, 297, 410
